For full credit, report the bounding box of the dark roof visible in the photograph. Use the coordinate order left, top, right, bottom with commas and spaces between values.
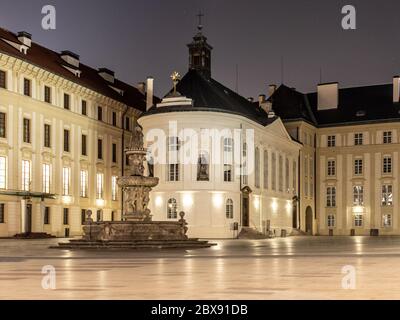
267, 85, 317, 125
143, 69, 276, 126
270, 83, 400, 127
0, 27, 154, 111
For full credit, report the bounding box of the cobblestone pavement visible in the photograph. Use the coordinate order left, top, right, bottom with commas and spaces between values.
0, 236, 399, 299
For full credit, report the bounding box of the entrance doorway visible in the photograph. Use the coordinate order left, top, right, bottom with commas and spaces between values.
292, 197, 298, 229
26, 204, 32, 233
305, 206, 313, 235
241, 186, 252, 227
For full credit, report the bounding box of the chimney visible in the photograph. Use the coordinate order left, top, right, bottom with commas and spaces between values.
61, 51, 80, 68
317, 82, 338, 110
258, 94, 266, 106
137, 82, 146, 95
268, 84, 277, 98
393, 76, 400, 103
17, 31, 32, 47
98, 68, 115, 83
247, 97, 254, 102
146, 77, 154, 111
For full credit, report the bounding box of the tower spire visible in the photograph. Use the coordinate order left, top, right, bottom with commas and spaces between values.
187, 11, 213, 78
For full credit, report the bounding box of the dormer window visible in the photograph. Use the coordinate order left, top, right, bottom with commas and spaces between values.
98, 68, 115, 83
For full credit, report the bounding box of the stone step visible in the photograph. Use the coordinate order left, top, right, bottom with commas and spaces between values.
51, 239, 216, 250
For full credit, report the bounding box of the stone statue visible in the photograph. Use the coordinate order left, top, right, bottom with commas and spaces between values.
118, 120, 159, 221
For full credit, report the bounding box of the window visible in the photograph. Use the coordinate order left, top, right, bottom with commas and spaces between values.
0, 204, 4, 223
326, 187, 336, 207
383, 131, 392, 144
285, 158, 290, 193
63, 208, 69, 225
327, 160, 336, 176
64, 129, 70, 152
44, 207, 50, 225
353, 186, 364, 206
197, 152, 209, 181
0, 112, 5, 138
44, 124, 51, 148
22, 160, 31, 191
0, 70, 6, 89
111, 211, 116, 222
293, 160, 297, 194
223, 138, 233, 182
112, 176, 118, 201
255, 148, 260, 188
226, 199, 234, 219
97, 139, 103, 160
327, 135, 336, 147
383, 214, 392, 228
80, 170, 88, 198
81, 100, 87, 116
96, 173, 104, 199
327, 215, 335, 228
168, 137, 180, 182
354, 214, 363, 227
272, 153, 276, 191
167, 198, 178, 219
382, 185, 393, 206
125, 117, 130, 131
383, 156, 392, 174
262, 150, 268, 189
354, 159, 363, 175
44, 86, 51, 103
354, 133, 363, 146
64, 93, 70, 110
23, 118, 30, 143
242, 143, 248, 185
0, 157, 6, 189
62, 167, 71, 196
42, 163, 51, 194
81, 135, 87, 156
97, 210, 103, 222
23, 78, 31, 96
278, 155, 283, 192
97, 106, 103, 121
81, 209, 86, 225
112, 143, 117, 163
112, 111, 117, 126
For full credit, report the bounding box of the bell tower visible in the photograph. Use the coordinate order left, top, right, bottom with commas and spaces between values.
187, 12, 213, 78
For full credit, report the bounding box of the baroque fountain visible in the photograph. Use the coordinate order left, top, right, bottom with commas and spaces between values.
54, 121, 213, 249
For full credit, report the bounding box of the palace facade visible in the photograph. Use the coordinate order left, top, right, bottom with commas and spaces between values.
0, 27, 155, 237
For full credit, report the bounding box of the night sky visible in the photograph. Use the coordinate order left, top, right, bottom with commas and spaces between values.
1, 0, 400, 99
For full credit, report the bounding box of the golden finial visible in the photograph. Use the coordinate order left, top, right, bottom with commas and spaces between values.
171, 71, 181, 95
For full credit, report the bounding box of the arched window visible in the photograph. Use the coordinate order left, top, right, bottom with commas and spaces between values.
197, 151, 209, 181
226, 199, 234, 219
167, 198, 178, 219
255, 147, 260, 188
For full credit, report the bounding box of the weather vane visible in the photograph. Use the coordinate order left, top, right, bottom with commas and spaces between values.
197, 10, 204, 31
171, 71, 181, 96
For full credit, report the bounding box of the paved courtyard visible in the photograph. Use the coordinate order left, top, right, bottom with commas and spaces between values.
0, 236, 400, 299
